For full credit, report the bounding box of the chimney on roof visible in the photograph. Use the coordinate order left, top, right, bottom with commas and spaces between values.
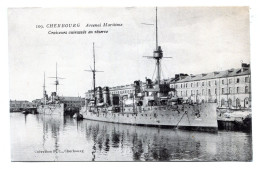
179, 73, 188, 79
241, 63, 250, 72
202, 73, 207, 77
175, 73, 188, 80
214, 71, 220, 76
228, 69, 234, 73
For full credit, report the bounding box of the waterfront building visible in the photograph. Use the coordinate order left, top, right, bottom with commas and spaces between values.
59, 96, 85, 111
109, 84, 135, 96
170, 63, 251, 109
10, 100, 35, 112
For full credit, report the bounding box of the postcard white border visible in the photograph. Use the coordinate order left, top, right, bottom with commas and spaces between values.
1, 0, 259, 168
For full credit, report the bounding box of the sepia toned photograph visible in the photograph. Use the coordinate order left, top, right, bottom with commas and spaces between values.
8, 7, 252, 161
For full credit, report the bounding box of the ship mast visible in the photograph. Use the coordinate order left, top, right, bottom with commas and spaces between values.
156, 7, 158, 51
43, 72, 46, 105
49, 62, 65, 96
154, 7, 161, 85
143, 7, 171, 86
55, 62, 58, 93
85, 43, 103, 106
93, 43, 96, 105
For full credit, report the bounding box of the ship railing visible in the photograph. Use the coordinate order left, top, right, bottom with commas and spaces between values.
153, 105, 185, 111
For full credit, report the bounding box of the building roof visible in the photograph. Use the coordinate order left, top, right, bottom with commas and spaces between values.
109, 84, 135, 90
60, 96, 84, 101
174, 67, 250, 83
10, 100, 29, 103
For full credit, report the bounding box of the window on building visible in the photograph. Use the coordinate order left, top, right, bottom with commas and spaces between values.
197, 82, 199, 87
244, 98, 249, 107
196, 90, 199, 94
186, 91, 187, 96
245, 86, 249, 93
215, 80, 217, 86
228, 99, 232, 107
191, 83, 193, 88
229, 79, 232, 84
202, 82, 204, 86
222, 79, 224, 85
208, 81, 211, 86
181, 91, 183, 96
181, 84, 182, 88
229, 87, 232, 94
237, 87, 240, 94
208, 89, 211, 95
245, 77, 249, 83
237, 78, 240, 83
236, 98, 241, 107
186, 83, 187, 88
202, 89, 204, 95
215, 88, 217, 95
222, 88, 224, 94
221, 99, 225, 107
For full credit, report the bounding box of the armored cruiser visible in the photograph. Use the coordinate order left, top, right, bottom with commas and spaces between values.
37, 63, 65, 116
79, 8, 218, 131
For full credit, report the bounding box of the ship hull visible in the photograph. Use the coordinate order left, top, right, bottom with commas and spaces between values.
80, 103, 218, 132
37, 103, 64, 116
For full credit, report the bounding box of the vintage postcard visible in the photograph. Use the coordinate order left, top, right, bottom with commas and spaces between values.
9, 7, 252, 161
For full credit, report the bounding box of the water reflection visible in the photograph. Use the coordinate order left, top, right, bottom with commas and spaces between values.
81, 120, 252, 161
40, 115, 63, 161
10, 113, 252, 161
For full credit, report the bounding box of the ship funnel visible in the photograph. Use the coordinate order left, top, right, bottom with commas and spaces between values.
103, 86, 110, 106
96, 86, 103, 103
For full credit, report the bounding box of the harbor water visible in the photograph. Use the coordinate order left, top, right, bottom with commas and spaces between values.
10, 113, 252, 161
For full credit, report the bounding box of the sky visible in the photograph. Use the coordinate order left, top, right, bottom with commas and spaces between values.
8, 7, 250, 101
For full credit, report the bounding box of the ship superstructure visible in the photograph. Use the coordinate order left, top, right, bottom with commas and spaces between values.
79, 7, 218, 131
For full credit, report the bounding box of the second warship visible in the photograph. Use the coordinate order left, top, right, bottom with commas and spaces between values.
37, 63, 65, 116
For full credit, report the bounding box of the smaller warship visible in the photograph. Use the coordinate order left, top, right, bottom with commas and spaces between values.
37, 63, 65, 116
